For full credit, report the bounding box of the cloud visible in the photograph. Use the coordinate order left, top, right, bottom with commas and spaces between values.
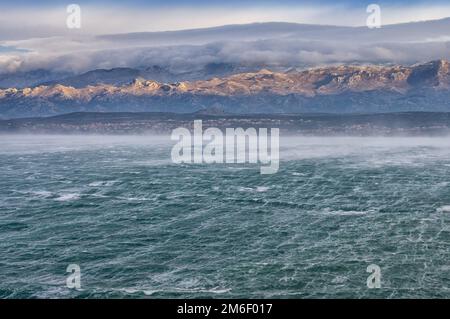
1, 6, 450, 75
0, 45, 29, 53
2, 34, 450, 75
3, 3, 450, 41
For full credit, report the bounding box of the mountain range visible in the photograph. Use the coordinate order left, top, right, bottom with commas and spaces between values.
1, 60, 450, 119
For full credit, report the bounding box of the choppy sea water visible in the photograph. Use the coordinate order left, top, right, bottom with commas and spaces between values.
1, 135, 450, 299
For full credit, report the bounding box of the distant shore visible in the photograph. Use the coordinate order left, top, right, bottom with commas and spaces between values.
2, 111, 450, 136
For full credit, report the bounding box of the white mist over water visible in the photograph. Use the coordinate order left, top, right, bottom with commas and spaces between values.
3, 135, 450, 172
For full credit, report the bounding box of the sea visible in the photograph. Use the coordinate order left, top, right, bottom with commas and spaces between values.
0, 135, 449, 298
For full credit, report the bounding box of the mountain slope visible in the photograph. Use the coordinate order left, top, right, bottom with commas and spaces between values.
1, 60, 450, 118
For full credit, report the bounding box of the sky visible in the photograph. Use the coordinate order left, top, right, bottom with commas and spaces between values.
1, 0, 450, 74
2, 0, 450, 39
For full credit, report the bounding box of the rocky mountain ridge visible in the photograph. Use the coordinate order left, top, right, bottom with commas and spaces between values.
1, 60, 450, 118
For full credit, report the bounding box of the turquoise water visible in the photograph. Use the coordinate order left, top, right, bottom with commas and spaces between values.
1, 135, 450, 298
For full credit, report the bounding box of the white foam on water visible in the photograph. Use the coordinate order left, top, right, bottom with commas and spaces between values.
54, 193, 80, 201
292, 172, 305, 176
117, 196, 153, 201
238, 186, 270, 193
31, 190, 53, 198
437, 205, 450, 212
141, 287, 231, 296
323, 210, 368, 216
331, 276, 348, 284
